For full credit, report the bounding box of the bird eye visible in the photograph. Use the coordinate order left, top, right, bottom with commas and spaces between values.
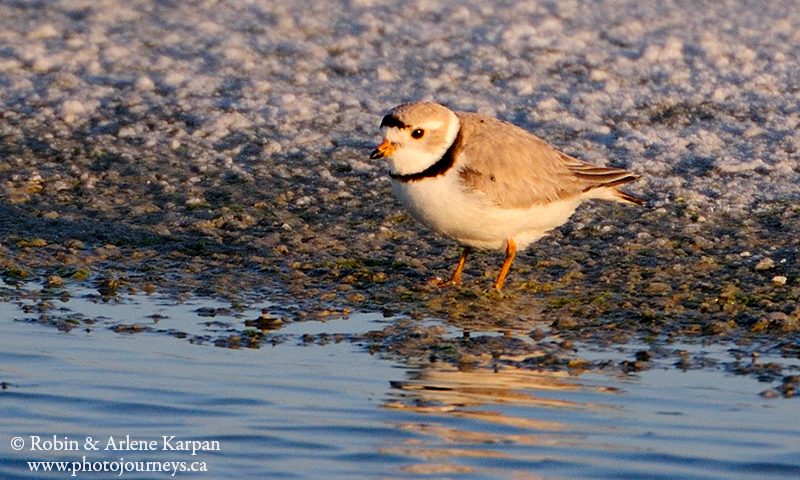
411, 129, 425, 139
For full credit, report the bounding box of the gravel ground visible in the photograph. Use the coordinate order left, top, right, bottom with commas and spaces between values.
1, 0, 799, 381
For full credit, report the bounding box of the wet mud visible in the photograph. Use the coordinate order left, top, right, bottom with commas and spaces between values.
1, 0, 799, 397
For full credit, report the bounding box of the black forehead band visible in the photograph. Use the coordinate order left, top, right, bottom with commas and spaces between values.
380, 113, 409, 129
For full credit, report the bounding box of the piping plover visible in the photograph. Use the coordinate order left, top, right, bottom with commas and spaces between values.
370, 102, 643, 291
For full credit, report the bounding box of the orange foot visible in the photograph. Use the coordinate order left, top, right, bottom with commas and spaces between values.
430, 246, 471, 288
430, 276, 461, 287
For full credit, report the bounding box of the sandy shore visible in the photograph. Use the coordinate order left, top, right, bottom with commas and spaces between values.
1, 0, 799, 374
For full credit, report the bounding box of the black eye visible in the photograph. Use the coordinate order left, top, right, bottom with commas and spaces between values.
411, 129, 425, 139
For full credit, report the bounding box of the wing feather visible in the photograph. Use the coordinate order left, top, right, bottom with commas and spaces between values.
455, 112, 640, 208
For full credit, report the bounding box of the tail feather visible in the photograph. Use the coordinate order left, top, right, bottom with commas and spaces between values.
614, 189, 645, 206
581, 184, 645, 205
578, 172, 644, 206
559, 152, 644, 206
580, 173, 639, 189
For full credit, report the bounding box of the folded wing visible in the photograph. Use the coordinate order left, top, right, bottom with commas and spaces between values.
456, 112, 642, 208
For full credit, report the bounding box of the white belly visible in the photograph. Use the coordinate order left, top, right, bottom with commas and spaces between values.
392, 174, 582, 251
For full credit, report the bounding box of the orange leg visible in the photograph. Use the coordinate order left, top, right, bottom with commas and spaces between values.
494, 239, 516, 291
434, 246, 471, 287
450, 246, 471, 285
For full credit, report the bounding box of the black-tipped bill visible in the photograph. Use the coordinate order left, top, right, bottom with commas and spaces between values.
370, 139, 395, 159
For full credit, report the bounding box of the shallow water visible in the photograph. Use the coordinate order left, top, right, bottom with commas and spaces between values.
1, 292, 798, 480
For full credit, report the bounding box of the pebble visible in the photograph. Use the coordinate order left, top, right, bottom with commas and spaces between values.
771, 275, 787, 285
755, 258, 775, 271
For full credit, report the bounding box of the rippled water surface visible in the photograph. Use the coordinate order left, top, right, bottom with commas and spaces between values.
1, 291, 798, 479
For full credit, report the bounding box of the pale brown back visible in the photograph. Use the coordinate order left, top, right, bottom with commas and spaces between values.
454, 112, 639, 209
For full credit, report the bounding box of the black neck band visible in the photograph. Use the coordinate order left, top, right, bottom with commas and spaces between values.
389, 129, 461, 183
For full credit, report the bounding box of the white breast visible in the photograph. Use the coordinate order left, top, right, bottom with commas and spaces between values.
391, 172, 583, 251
